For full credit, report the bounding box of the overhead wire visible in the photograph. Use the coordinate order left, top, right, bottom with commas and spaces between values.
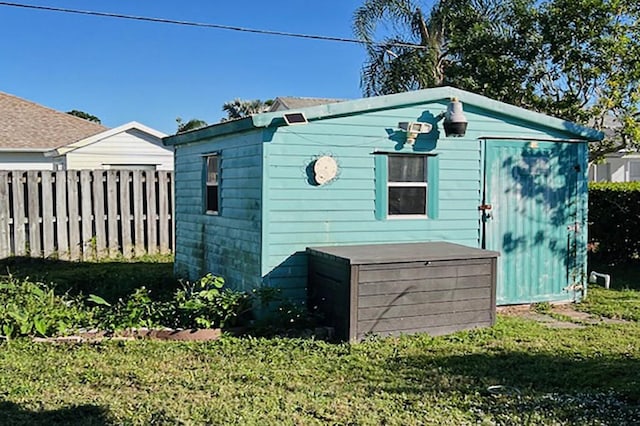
0, 1, 428, 50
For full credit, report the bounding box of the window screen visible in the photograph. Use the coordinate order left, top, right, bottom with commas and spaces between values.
387, 154, 428, 216
205, 155, 219, 213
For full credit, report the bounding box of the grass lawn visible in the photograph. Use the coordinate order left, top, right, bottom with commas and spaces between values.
0, 258, 639, 425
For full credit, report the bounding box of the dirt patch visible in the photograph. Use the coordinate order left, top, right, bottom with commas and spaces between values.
497, 303, 630, 329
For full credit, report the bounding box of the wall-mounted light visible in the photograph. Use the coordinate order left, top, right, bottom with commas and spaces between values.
398, 121, 433, 145
443, 97, 468, 137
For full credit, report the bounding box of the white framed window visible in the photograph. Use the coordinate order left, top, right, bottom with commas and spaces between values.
387, 154, 428, 216
205, 154, 219, 214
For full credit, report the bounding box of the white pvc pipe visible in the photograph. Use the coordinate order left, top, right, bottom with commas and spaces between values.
589, 271, 611, 289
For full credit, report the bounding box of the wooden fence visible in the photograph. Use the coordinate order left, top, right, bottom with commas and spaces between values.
0, 170, 174, 260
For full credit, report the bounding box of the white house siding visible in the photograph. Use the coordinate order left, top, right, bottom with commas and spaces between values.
589, 156, 640, 182
172, 130, 264, 292
0, 151, 53, 170
64, 129, 174, 170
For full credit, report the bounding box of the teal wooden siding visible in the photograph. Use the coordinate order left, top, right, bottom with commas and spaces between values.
260, 101, 589, 302
173, 131, 263, 292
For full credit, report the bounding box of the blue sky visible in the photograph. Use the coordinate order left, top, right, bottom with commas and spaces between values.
0, 1, 370, 134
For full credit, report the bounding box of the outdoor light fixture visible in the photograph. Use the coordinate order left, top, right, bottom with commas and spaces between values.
443, 97, 468, 137
398, 121, 433, 145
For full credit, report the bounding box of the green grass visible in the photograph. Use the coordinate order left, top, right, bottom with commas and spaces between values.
0, 255, 177, 302
577, 261, 640, 321
1, 319, 639, 425
0, 258, 639, 424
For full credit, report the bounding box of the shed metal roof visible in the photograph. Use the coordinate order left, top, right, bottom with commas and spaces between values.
164, 86, 604, 146
0, 91, 107, 150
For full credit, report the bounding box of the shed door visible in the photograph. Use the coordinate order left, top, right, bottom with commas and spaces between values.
484, 140, 582, 305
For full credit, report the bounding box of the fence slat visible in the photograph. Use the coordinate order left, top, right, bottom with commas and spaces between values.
0, 172, 10, 258
132, 170, 145, 257
80, 170, 93, 260
12, 172, 26, 256
158, 171, 170, 254
55, 171, 69, 260
146, 171, 158, 255
41, 172, 55, 258
67, 171, 81, 260
120, 171, 133, 258
106, 171, 119, 257
93, 171, 107, 258
27, 171, 41, 257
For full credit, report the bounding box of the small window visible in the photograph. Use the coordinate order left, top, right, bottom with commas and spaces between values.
630, 161, 640, 181
205, 155, 219, 214
375, 153, 438, 220
388, 154, 428, 216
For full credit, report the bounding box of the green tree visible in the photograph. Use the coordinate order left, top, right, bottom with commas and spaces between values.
175, 117, 208, 134
221, 99, 273, 122
66, 109, 101, 124
353, 0, 445, 96
353, 0, 640, 159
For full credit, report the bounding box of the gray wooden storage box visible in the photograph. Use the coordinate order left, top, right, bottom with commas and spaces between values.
307, 242, 499, 342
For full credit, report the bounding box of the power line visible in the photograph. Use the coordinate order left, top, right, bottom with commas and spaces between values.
0, 1, 427, 50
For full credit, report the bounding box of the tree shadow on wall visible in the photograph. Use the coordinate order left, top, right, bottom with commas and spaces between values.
494, 142, 585, 278
0, 401, 112, 426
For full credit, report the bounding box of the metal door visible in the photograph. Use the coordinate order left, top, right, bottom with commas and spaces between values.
483, 140, 583, 305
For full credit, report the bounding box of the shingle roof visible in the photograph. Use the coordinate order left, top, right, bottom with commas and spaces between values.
268, 96, 345, 112
0, 91, 107, 150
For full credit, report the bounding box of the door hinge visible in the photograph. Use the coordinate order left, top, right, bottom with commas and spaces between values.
478, 204, 492, 211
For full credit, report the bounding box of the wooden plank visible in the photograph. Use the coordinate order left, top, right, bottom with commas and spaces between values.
359, 262, 492, 283
120, 170, 133, 258
132, 170, 145, 257
146, 171, 158, 255
80, 170, 94, 260
358, 309, 491, 335
158, 171, 170, 254
357, 321, 489, 340
27, 171, 41, 257
359, 287, 491, 309
358, 298, 491, 321
0, 172, 10, 258
55, 171, 69, 260
106, 171, 119, 257
67, 171, 81, 260
92, 171, 107, 258
359, 258, 492, 271
41, 172, 55, 258
359, 275, 492, 296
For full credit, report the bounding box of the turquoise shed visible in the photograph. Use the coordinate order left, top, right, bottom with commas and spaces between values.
163, 87, 602, 306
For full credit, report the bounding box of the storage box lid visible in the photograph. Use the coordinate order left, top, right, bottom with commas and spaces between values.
307, 242, 499, 265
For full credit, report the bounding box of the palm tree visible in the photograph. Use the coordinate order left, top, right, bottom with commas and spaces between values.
176, 117, 208, 134
352, 0, 446, 96
221, 99, 273, 122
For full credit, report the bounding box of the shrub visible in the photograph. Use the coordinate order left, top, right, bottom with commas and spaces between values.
0, 276, 91, 339
589, 182, 640, 263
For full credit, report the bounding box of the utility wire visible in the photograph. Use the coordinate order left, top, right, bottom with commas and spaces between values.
0, 1, 428, 50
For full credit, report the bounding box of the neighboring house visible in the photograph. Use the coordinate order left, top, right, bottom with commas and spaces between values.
46, 121, 172, 171
268, 96, 344, 112
0, 91, 172, 170
0, 91, 107, 170
589, 151, 640, 182
163, 86, 602, 309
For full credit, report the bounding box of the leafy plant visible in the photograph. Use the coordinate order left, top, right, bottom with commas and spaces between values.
0, 275, 91, 339
174, 274, 251, 329
88, 287, 169, 331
